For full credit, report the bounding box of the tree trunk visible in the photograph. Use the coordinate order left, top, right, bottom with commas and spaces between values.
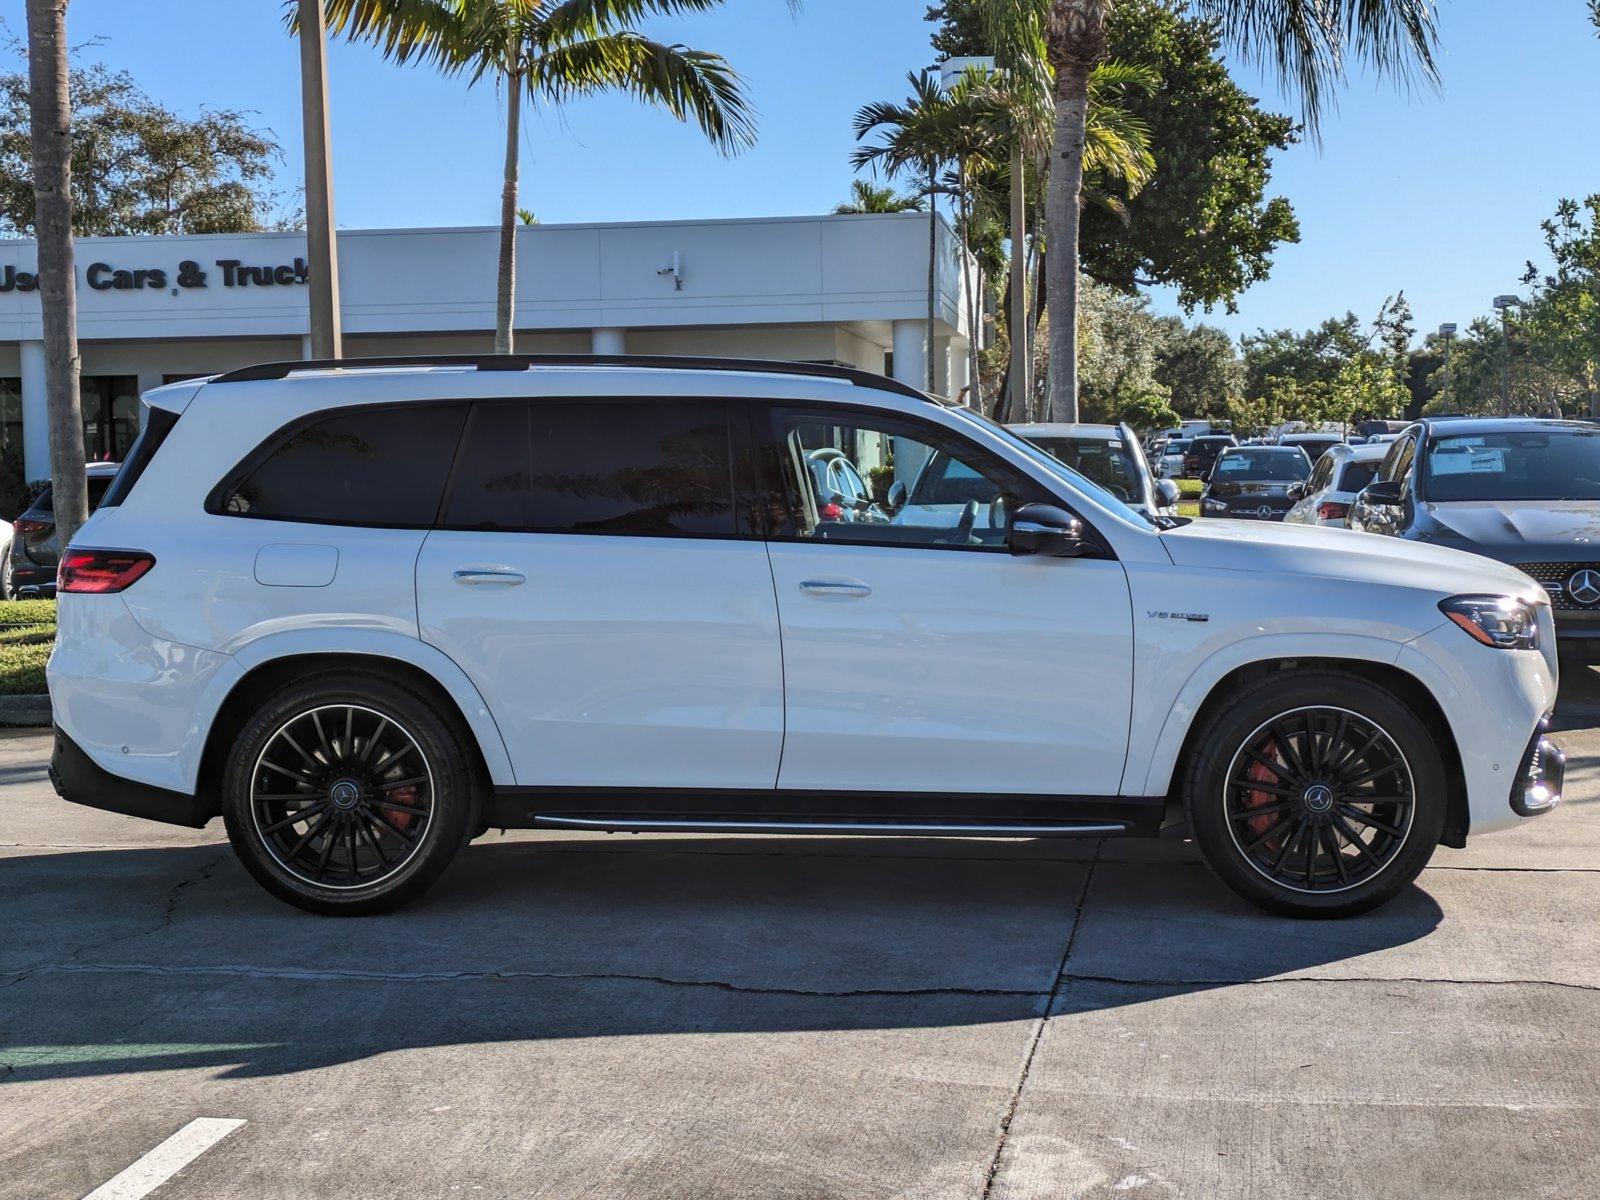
495, 69, 522, 356
925, 167, 937, 394
298, 0, 342, 359
1006, 143, 1028, 419
956, 172, 980, 408
1044, 58, 1091, 423
1043, 61, 1094, 428
25, 0, 88, 547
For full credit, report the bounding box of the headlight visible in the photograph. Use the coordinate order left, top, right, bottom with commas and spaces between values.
1201, 498, 1228, 513
1439, 595, 1540, 650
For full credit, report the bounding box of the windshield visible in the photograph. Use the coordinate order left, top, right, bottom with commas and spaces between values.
1424, 429, 1600, 501
957, 409, 1157, 527
1027, 436, 1143, 505
1213, 449, 1311, 481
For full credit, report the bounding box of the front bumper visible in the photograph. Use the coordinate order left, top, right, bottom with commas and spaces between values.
1511, 723, 1565, 817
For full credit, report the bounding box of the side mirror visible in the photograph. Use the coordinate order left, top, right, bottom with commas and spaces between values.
1010, 503, 1089, 558
1286, 482, 1305, 501
1361, 479, 1405, 507
1155, 479, 1181, 507
886, 479, 907, 513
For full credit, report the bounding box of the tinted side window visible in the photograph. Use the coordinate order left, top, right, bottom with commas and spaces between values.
443, 401, 736, 537
217, 404, 466, 526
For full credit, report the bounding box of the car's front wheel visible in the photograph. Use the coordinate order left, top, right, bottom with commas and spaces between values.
222, 672, 477, 915
1184, 671, 1447, 918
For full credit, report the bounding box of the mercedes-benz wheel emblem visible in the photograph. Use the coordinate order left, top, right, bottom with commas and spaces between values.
1568, 568, 1600, 606
1302, 784, 1335, 814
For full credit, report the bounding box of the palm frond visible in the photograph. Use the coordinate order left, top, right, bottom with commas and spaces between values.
1195, 0, 1439, 130
310, 0, 490, 74
532, 33, 755, 152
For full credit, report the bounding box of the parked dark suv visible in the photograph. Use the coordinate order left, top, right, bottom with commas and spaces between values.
0, 463, 119, 599
1347, 417, 1600, 660
1183, 434, 1238, 478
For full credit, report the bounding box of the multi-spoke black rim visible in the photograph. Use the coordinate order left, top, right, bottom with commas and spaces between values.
250, 704, 434, 890
1223, 706, 1414, 894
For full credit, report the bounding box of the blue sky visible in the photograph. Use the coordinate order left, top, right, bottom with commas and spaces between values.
6, 0, 1599, 345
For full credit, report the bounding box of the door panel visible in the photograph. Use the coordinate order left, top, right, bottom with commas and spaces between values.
418, 531, 784, 788
761, 403, 1135, 796
768, 542, 1134, 794
414, 398, 783, 790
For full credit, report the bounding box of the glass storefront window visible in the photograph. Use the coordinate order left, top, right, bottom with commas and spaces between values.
80, 376, 140, 462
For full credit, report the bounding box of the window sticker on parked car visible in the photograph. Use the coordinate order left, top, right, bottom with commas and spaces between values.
1432, 446, 1506, 475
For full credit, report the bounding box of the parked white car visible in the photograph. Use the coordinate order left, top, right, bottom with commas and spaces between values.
49, 356, 1563, 920
1284, 442, 1390, 527
1010, 422, 1180, 518
1156, 439, 1189, 479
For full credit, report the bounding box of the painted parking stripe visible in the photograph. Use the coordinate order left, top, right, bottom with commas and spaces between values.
81, 1119, 245, 1200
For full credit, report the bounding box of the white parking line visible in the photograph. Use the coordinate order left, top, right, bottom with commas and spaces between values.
81, 1119, 246, 1200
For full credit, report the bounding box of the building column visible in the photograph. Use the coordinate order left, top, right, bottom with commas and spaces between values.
19, 340, 49, 484
890, 320, 927, 392
950, 336, 971, 406
592, 328, 626, 356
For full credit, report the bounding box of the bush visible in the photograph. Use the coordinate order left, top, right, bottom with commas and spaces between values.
0, 599, 55, 695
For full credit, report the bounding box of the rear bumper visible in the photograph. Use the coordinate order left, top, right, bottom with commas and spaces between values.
49, 725, 214, 828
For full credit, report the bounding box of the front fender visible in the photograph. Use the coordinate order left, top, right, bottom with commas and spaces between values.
1125, 631, 1407, 798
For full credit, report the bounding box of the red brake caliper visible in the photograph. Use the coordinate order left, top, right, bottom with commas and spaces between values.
383, 784, 420, 833
1242, 738, 1282, 845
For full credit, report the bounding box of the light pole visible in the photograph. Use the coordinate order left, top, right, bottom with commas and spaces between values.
937, 57, 995, 411
1493, 296, 1520, 416
298, 0, 342, 360
1438, 322, 1456, 411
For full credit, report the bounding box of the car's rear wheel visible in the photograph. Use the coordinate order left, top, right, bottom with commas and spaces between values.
222, 673, 477, 915
1184, 671, 1447, 918
0, 544, 14, 601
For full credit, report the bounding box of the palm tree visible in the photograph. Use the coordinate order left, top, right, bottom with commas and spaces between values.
982, 0, 1439, 421
315, 0, 758, 355
832, 180, 924, 214
24, 0, 89, 545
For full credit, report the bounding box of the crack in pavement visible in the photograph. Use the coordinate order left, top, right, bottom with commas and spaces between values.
23, 960, 1045, 1000
980, 845, 1101, 1200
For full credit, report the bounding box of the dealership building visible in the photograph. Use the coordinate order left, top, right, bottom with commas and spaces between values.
0, 213, 976, 480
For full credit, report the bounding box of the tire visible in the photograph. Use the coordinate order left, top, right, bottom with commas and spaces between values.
1183, 670, 1447, 919
0, 544, 14, 601
221, 672, 478, 915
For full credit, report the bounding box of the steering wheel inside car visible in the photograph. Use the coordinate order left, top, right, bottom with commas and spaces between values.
951, 499, 979, 545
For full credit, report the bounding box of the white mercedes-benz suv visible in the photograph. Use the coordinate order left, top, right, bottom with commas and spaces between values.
48, 356, 1564, 918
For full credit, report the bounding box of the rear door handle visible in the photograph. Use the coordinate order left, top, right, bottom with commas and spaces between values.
799, 578, 872, 598
453, 568, 526, 588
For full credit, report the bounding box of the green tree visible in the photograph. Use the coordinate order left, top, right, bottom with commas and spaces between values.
319, 0, 758, 355
1520, 195, 1600, 416
979, 0, 1437, 422
832, 179, 924, 213
1075, 278, 1170, 423
1153, 319, 1241, 419
0, 57, 285, 235
1243, 295, 1413, 428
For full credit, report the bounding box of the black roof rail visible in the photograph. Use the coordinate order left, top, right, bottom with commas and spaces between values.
210, 353, 934, 402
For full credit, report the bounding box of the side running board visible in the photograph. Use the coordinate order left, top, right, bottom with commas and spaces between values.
530, 815, 1130, 837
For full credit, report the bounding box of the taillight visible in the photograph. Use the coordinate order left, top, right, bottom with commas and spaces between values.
818, 502, 844, 521
13, 517, 50, 536
58, 549, 155, 594
1316, 501, 1350, 522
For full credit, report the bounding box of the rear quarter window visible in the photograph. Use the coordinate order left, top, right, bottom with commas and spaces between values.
211, 403, 468, 527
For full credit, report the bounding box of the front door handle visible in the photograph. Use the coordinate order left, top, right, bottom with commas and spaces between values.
799, 578, 872, 599
453, 568, 526, 588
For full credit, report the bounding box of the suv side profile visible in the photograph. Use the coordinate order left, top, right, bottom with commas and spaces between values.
49, 356, 1563, 919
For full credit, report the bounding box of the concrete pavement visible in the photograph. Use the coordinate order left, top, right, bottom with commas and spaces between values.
2, 707, 1598, 1198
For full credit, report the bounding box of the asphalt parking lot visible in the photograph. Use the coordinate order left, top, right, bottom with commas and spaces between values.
3, 687, 1599, 1200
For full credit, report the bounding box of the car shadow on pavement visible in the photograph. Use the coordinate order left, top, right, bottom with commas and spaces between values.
0, 836, 1443, 1084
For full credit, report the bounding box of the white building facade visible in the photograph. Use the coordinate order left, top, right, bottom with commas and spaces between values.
0, 213, 976, 480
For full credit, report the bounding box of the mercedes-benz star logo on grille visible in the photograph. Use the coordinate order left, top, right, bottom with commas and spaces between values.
1568, 569, 1600, 606
1256, 505, 1273, 518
